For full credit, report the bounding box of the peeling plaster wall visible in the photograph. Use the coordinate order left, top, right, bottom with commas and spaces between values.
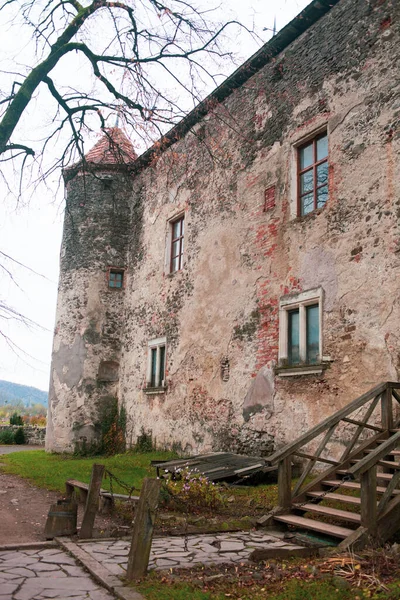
46, 169, 135, 451
47, 0, 400, 454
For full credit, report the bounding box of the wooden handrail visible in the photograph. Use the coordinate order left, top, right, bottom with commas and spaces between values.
347, 430, 400, 480
267, 382, 389, 465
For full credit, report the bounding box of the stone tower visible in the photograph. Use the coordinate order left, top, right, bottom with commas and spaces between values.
46, 128, 136, 452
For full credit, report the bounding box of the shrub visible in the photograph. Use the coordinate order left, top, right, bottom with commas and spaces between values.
10, 413, 23, 426
163, 468, 226, 511
0, 430, 15, 445
134, 427, 154, 453
14, 427, 26, 445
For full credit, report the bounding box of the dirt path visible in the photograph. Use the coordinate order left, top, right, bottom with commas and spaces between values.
0, 448, 128, 545
0, 469, 60, 544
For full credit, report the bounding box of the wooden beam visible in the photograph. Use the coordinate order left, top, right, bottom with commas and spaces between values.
340, 394, 380, 462
126, 478, 161, 580
294, 451, 338, 465
381, 387, 394, 431
360, 467, 377, 535
347, 431, 400, 479
278, 457, 292, 509
79, 464, 105, 540
267, 382, 388, 465
341, 417, 383, 432
293, 424, 336, 496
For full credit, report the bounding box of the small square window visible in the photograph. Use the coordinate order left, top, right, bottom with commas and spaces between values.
279, 289, 323, 372
146, 337, 167, 390
298, 132, 328, 216
108, 269, 124, 289
170, 216, 184, 273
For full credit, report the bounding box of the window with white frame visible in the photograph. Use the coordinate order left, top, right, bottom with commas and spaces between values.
279, 289, 323, 370
170, 215, 184, 273
146, 337, 166, 389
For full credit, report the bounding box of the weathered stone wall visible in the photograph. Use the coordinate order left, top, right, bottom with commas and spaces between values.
120, 0, 400, 455
47, 0, 400, 455
46, 167, 136, 452
0, 426, 45, 445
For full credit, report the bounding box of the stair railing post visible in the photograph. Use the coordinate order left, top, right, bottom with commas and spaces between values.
278, 456, 292, 509
360, 465, 377, 537
381, 385, 393, 432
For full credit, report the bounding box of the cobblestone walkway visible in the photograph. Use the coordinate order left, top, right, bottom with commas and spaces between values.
80, 530, 306, 575
0, 547, 114, 600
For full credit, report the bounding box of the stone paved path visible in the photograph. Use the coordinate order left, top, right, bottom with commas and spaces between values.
80, 530, 306, 575
0, 546, 115, 600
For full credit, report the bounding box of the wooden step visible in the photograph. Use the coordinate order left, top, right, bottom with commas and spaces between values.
353, 458, 400, 469
337, 469, 400, 481
298, 503, 361, 524
322, 479, 400, 495
307, 491, 362, 505
274, 514, 354, 539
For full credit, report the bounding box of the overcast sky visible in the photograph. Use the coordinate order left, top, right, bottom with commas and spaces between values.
0, 0, 310, 392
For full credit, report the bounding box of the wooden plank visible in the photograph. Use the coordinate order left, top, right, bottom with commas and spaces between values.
126, 478, 161, 580
341, 417, 383, 432
79, 464, 105, 540
381, 387, 394, 431
293, 424, 337, 497
347, 431, 400, 479
274, 514, 353, 538
278, 457, 292, 509
340, 394, 380, 462
360, 467, 377, 534
351, 459, 400, 470
292, 430, 388, 504
294, 451, 338, 466
298, 503, 361, 524
323, 479, 400, 495
267, 382, 388, 465
307, 491, 362, 505
377, 469, 400, 516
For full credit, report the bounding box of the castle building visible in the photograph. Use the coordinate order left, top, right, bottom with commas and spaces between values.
46, 0, 400, 454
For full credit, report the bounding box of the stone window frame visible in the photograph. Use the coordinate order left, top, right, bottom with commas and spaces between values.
107, 267, 125, 289
144, 336, 167, 394
165, 213, 185, 275
289, 122, 329, 219
277, 287, 325, 377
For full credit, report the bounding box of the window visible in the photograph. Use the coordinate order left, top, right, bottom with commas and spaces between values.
278, 289, 323, 374
146, 337, 166, 389
170, 216, 184, 273
298, 132, 328, 216
108, 268, 124, 288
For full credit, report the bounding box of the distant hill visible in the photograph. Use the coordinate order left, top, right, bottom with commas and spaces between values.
0, 380, 48, 407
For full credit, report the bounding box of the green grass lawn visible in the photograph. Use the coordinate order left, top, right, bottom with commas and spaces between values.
0, 449, 176, 494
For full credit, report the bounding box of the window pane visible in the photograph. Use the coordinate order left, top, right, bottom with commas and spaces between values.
109, 271, 123, 288
300, 143, 313, 170
317, 135, 328, 160
150, 348, 157, 387
288, 310, 300, 365
159, 346, 166, 385
316, 162, 328, 187
317, 187, 328, 208
173, 219, 182, 238
300, 170, 314, 194
172, 240, 180, 258
171, 256, 180, 272
306, 305, 319, 364
301, 193, 314, 216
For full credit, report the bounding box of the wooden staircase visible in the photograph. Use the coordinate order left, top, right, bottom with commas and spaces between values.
266, 382, 400, 549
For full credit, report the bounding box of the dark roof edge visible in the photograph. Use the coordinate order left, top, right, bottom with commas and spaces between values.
130, 0, 341, 174
63, 160, 131, 183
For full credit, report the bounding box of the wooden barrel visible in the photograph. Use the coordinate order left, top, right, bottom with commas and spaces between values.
44, 499, 78, 539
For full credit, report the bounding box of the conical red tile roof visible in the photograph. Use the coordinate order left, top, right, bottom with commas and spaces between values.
85, 127, 137, 165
